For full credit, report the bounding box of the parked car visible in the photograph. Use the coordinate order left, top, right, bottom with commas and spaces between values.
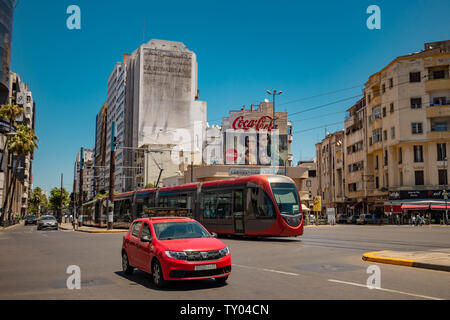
121, 217, 231, 288
346, 215, 358, 224
356, 214, 373, 225
24, 215, 37, 225
37, 215, 58, 230
337, 214, 348, 224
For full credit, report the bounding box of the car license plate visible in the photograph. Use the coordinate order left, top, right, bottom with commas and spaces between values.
195, 264, 216, 271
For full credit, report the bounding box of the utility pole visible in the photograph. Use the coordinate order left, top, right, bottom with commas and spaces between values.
59, 173, 63, 224
78, 148, 84, 228
191, 151, 194, 183
266, 90, 282, 175
108, 121, 116, 230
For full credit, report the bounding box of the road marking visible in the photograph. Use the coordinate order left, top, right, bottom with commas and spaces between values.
328, 279, 444, 300
233, 264, 300, 276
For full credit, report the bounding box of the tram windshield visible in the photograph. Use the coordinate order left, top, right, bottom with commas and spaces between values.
270, 183, 301, 215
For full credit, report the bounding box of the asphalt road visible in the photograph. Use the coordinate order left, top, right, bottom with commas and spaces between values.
0, 224, 449, 300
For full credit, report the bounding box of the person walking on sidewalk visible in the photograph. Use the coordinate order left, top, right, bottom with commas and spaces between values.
420, 214, 425, 226
411, 215, 416, 226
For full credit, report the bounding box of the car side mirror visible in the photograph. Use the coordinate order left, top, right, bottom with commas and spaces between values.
211, 232, 218, 238
141, 235, 152, 243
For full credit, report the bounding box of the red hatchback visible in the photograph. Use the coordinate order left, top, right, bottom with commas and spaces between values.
121, 217, 231, 287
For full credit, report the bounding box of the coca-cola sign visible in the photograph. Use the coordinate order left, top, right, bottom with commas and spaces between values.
232, 116, 278, 132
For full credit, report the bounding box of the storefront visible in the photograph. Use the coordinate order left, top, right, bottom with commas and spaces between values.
385, 190, 450, 224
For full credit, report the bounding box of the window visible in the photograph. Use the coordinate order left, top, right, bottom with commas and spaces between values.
372, 106, 382, 120
415, 171, 424, 186
398, 147, 402, 164
384, 150, 388, 166
437, 143, 447, 161
375, 176, 379, 189
372, 128, 382, 143
390, 102, 394, 113
414, 145, 423, 162
385, 173, 389, 188
140, 223, 152, 240
249, 187, 275, 218
409, 72, 421, 82
382, 107, 386, 117
375, 155, 379, 169
399, 170, 403, 186
433, 70, 445, 80
382, 84, 386, 93
348, 183, 357, 192
439, 170, 448, 185
131, 221, 142, 238
410, 97, 422, 109
308, 170, 316, 177
216, 192, 232, 218
202, 192, 217, 218
233, 190, 243, 212
389, 78, 393, 88
433, 97, 447, 106
432, 122, 447, 132
411, 122, 423, 134
391, 127, 395, 139
383, 130, 387, 141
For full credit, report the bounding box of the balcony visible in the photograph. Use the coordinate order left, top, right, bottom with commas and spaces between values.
427, 130, 450, 140
425, 78, 450, 92
368, 94, 381, 107
427, 103, 450, 117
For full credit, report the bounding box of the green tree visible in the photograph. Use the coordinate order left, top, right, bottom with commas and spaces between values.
144, 183, 154, 189
0, 124, 38, 225
0, 103, 24, 126
48, 187, 70, 213
29, 187, 47, 215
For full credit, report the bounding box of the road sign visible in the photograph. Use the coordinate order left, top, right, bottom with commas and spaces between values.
313, 196, 321, 212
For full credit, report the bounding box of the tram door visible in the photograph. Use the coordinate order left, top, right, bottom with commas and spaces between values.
233, 190, 245, 234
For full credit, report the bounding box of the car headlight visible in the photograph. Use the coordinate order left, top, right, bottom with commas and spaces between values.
165, 251, 188, 260
219, 247, 229, 257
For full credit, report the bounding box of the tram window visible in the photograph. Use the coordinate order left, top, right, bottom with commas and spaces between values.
202, 192, 217, 219
114, 200, 122, 217
136, 199, 144, 218
122, 199, 132, 222
168, 196, 178, 208
249, 188, 274, 218
178, 194, 187, 209
217, 191, 232, 218
233, 190, 243, 212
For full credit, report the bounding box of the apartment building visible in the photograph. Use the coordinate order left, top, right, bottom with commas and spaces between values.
344, 97, 367, 215
363, 40, 450, 222
315, 130, 345, 216
73, 148, 95, 202
94, 102, 108, 194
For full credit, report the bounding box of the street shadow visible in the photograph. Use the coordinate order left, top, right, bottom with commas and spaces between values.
219, 234, 302, 243
114, 270, 228, 291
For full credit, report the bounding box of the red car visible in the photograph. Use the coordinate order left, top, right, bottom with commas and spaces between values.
121, 217, 231, 287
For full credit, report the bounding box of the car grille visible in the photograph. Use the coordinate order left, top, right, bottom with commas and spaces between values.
169, 266, 231, 279
186, 250, 222, 262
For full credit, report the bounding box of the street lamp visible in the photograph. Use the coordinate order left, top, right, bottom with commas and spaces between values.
266, 90, 282, 175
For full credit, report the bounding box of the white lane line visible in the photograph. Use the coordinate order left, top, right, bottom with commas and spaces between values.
233, 264, 300, 276
328, 279, 444, 300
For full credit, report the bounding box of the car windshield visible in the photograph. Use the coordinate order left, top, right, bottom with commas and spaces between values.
28, 216, 36, 219
153, 221, 211, 240
41, 216, 56, 221
270, 183, 301, 215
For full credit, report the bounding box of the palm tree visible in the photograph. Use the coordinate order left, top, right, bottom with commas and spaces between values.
0, 103, 24, 170
0, 125, 38, 225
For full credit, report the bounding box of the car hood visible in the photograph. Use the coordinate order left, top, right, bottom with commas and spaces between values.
159, 238, 226, 252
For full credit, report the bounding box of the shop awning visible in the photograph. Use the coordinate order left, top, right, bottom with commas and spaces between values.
384, 204, 402, 213
401, 203, 430, 210
430, 202, 450, 210
301, 204, 311, 212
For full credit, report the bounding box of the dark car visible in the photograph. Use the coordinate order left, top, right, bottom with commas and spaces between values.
346, 215, 358, 224
337, 214, 348, 224
24, 215, 37, 225
37, 215, 58, 230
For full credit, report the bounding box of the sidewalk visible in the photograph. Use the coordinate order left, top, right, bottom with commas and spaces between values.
362, 249, 450, 272
59, 223, 127, 233
0, 220, 23, 231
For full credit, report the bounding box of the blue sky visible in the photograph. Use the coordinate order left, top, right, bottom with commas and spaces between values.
11, 0, 450, 193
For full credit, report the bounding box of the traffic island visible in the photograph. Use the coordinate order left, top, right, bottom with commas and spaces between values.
58, 223, 127, 233
362, 249, 450, 272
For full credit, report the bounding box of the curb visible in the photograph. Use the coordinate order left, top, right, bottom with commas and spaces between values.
0, 222, 23, 231
58, 225, 127, 233
362, 250, 450, 272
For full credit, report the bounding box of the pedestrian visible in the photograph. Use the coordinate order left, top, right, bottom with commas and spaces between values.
420, 215, 425, 226
415, 214, 420, 226
411, 215, 416, 226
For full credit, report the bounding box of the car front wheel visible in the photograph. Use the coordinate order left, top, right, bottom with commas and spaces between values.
152, 260, 166, 288
122, 252, 134, 275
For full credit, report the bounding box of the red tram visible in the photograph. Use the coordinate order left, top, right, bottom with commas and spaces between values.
82, 175, 303, 237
